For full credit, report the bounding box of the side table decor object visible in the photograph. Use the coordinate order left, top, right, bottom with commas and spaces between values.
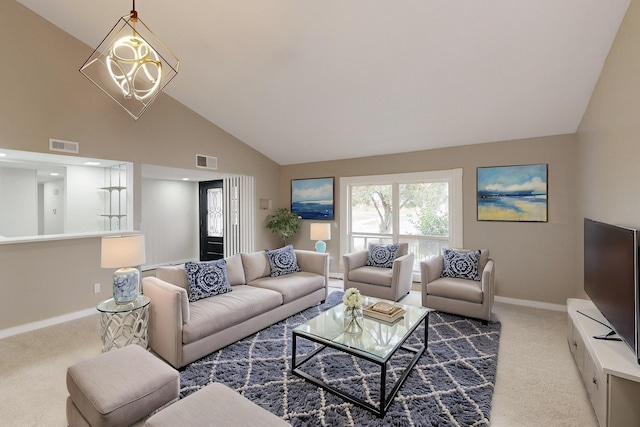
343, 287, 363, 334
101, 234, 146, 304
363, 301, 406, 323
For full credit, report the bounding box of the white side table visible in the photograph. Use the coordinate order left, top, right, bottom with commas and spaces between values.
96, 295, 150, 352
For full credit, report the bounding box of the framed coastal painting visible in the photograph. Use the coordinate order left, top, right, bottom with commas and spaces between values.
477, 164, 548, 222
291, 177, 334, 220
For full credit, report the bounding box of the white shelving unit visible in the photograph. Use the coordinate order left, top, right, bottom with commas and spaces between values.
100, 164, 127, 231
567, 298, 640, 427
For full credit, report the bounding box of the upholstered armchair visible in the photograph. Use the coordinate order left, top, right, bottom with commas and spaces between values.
420, 249, 494, 324
343, 243, 415, 302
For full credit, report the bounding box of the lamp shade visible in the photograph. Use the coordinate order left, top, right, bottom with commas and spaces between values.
310, 223, 331, 241
101, 235, 146, 268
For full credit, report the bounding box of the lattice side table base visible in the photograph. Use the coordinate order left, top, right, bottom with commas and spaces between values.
100, 304, 149, 352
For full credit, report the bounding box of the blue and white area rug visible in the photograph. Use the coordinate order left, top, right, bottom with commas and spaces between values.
180, 292, 501, 426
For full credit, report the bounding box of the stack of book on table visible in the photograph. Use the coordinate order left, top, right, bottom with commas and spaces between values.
363, 301, 405, 323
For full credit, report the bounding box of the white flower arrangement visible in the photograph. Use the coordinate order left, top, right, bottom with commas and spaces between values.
343, 287, 362, 309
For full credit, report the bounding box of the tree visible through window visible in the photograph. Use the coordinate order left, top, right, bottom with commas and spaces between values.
402, 182, 449, 237
342, 170, 462, 273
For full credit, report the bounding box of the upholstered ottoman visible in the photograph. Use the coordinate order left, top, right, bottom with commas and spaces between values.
66, 345, 179, 427
144, 382, 290, 427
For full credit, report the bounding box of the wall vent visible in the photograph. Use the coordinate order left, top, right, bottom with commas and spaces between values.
49, 138, 79, 154
196, 154, 217, 170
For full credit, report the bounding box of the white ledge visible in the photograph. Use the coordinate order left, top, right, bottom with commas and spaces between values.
0, 230, 139, 245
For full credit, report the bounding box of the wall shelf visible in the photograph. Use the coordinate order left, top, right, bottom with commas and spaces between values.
100, 165, 127, 231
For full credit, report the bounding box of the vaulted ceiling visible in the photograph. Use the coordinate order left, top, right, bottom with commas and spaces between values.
16, 0, 630, 165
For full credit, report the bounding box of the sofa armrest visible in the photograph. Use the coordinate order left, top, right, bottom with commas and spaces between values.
420, 255, 444, 286
295, 250, 329, 298
343, 250, 369, 277
481, 259, 495, 304
142, 277, 189, 368
391, 252, 415, 298
295, 250, 329, 276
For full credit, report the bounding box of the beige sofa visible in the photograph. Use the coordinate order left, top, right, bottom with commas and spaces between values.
142, 249, 329, 368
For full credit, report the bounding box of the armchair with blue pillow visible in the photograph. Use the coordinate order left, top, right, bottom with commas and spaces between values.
342, 243, 415, 302
420, 248, 495, 324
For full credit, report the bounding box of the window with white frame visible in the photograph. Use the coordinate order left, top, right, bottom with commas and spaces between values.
340, 169, 463, 274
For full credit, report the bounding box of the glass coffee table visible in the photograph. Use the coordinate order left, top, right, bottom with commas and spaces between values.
292, 297, 431, 417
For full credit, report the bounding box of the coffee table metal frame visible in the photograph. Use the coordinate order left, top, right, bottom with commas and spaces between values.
292, 301, 430, 418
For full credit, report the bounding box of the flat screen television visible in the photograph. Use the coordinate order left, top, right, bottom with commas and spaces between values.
584, 217, 640, 364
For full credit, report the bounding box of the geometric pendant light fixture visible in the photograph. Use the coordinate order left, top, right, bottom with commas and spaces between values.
79, 0, 179, 120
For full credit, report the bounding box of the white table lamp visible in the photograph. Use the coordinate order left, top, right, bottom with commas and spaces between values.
101, 234, 146, 304
310, 223, 331, 253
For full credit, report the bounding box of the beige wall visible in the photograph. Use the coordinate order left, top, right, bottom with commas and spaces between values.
281, 134, 578, 305
576, 1, 640, 297
0, 1, 281, 330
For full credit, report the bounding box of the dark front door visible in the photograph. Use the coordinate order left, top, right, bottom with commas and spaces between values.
199, 180, 224, 261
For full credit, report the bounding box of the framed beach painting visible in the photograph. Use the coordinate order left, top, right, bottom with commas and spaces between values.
291, 177, 334, 220
477, 164, 548, 222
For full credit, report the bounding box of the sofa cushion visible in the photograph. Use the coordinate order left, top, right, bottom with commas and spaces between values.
225, 253, 246, 286
185, 260, 233, 302
427, 276, 483, 303
451, 248, 490, 274
366, 243, 399, 268
156, 264, 188, 292
247, 272, 325, 304
265, 245, 301, 277
441, 248, 481, 281
348, 266, 393, 287
241, 252, 271, 283
396, 242, 409, 257
182, 285, 283, 344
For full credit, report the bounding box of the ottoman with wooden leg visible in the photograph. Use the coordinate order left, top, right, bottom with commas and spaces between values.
66, 345, 179, 427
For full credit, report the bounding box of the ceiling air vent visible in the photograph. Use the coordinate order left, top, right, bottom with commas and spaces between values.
196, 154, 217, 170
49, 138, 79, 154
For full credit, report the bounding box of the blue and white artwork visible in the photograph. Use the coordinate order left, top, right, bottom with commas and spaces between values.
477, 164, 548, 222
291, 177, 334, 219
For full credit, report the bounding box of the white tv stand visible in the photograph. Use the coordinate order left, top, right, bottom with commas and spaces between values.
567, 298, 640, 426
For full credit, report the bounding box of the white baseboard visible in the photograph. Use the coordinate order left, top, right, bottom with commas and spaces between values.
0, 307, 97, 340
494, 295, 566, 312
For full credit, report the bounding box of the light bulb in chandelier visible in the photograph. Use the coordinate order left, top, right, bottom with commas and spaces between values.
106, 34, 162, 101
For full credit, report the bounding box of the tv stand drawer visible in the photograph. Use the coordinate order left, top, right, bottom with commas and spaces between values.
567, 298, 640, 427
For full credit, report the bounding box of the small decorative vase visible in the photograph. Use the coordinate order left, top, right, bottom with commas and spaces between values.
113, 267, 139, 304
344, 305, 364, 334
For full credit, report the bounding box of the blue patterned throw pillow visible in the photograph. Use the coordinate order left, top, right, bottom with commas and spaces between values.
185, 259, 233, 302
265, 245, 301, 277
366, 243, 400, 268
441, 248, 481, 281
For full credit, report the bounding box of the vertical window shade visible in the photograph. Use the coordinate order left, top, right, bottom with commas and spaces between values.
223, 175, 255, 256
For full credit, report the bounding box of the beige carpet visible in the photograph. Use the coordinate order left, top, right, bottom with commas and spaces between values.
0, 281, 597, 426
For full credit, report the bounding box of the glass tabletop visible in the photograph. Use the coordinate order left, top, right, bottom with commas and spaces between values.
96, 295, 150, 313
294, 296, 430, 361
